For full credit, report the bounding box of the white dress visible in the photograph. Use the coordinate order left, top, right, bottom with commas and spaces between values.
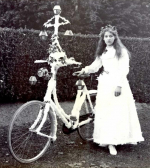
83, 46, 144, 145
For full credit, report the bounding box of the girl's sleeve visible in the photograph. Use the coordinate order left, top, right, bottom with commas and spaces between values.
116, 48, 130, 87
82, 57, 102, 74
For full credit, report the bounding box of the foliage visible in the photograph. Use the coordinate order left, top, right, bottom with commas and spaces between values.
0, 0, 150, 37
0, 28, 150, 103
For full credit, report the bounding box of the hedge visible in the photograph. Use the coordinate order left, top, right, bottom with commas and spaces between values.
0, 28, 150, 103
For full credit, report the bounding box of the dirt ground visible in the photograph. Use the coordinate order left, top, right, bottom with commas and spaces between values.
0, 102, 150, 168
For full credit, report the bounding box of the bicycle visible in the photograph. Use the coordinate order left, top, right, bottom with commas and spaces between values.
8, 56, 97, 163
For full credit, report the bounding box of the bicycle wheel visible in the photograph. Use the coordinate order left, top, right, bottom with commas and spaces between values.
8, 100, 56, 163
77, 99, 95, 142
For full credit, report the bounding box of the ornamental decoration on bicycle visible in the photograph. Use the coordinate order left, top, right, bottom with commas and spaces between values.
42, 5, 79, 68
32, 5, 81, 84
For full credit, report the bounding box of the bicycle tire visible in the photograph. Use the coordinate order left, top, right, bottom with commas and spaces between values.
77, 99, 95, 142
8, 100, 56, 163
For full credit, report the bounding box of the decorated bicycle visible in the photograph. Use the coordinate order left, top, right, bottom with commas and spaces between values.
8, 5, 97, 163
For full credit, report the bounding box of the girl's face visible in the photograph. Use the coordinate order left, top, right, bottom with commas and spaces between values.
103, 31, 115, 46
54, 9, 61, 15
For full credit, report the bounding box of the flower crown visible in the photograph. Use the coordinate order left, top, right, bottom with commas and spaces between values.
99, 25, 117, 35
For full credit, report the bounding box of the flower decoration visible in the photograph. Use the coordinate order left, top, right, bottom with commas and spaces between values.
99, 25, 117, 35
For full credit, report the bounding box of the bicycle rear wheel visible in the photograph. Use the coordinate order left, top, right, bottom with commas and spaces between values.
8, 100, 56, 163
77, 99, 95, 142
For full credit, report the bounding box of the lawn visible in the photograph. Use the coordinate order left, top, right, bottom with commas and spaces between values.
0, 101, 150, 168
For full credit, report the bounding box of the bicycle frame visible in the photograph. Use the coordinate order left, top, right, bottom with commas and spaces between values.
29, 61, 95, 141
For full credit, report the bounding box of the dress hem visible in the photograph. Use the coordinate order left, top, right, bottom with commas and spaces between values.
93, 137, 144, 146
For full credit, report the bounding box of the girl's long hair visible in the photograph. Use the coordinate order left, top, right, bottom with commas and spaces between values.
95, 27, 130, 59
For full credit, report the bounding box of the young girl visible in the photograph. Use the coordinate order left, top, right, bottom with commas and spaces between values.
76, 25, 144, 155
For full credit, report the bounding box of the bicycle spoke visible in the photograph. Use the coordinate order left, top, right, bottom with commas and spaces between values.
25, 138, 33, 159
20, 132, 33, 159
78, 99, 94, 142
9, 101, 56, 163
11, 131, 29, 143
12, 132, 32, 151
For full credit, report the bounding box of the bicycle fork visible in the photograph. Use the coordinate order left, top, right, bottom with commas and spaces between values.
29, 77, 57, 140
29, 103, 57, 141
28, 76, 71, 141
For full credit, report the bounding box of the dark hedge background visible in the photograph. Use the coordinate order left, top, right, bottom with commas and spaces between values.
1, 0, 150, 37
0, 28, 150, 103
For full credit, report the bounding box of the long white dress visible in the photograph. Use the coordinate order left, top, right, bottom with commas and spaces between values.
83, 46, 144, 145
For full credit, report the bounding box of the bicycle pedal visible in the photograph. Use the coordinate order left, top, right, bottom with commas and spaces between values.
62, 124, 77, 134
89, 114, 95, 119
70, 116, 77, 121
79, 113, 94, 122
51, 139, 54, 144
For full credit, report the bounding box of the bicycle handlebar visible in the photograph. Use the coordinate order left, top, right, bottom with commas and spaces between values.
72, 72, 90, 79
34, 58, 82, 66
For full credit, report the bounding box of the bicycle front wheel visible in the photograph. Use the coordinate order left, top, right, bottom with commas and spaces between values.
8, 100, 56, 163
77, 99, 95, 142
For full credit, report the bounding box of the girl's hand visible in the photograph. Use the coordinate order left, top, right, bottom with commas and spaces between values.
115, 86, 122, 97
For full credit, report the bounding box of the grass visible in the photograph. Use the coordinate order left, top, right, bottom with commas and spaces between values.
0, 101, 150, 168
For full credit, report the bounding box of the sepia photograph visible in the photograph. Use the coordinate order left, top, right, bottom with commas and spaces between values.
0, 0, 150, 167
